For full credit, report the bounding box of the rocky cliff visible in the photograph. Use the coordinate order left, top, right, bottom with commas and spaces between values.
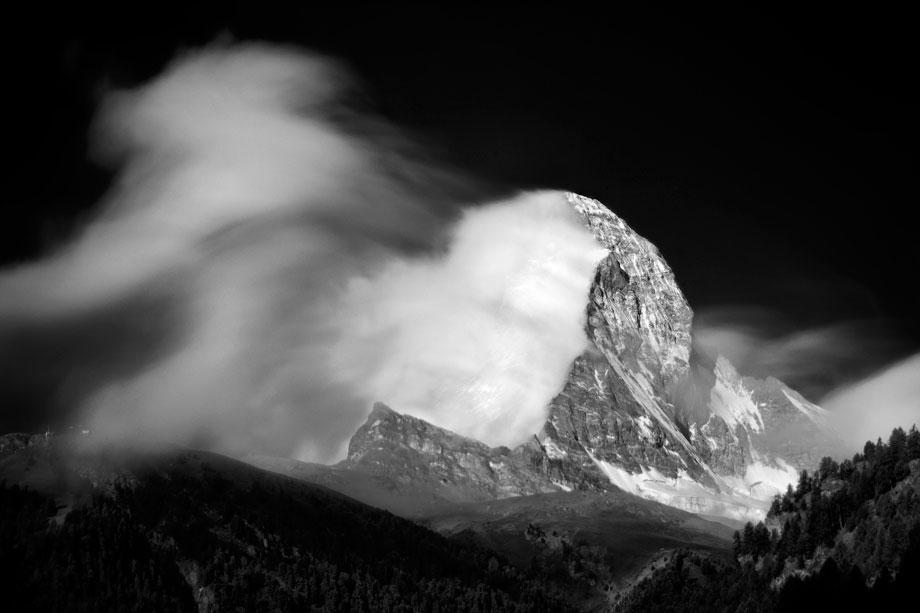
341, 402, 564, 502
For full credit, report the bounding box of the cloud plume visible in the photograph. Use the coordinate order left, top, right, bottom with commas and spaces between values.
0, 43, 603, 462
329, 193, 605, 449
822, 354, 920, 448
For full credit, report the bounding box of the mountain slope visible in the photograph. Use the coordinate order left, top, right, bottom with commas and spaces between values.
0, 433, 569, 612
251, 407, 734, 607
616, 426, 920, 612
424, 491, 733, 608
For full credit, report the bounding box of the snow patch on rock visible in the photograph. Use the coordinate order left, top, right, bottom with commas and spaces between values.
710, 357, 764, 433
589, 452, 769, 522
782, 388, 831, 426
542, 438, 569, 460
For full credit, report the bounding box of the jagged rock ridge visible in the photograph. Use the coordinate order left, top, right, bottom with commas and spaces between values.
341, 402, 569, 502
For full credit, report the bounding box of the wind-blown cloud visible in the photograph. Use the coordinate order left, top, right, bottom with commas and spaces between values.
0, 44, 602, 462
329, 193, 606, 449
822, 354, 920, 448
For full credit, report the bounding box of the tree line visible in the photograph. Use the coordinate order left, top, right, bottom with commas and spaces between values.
1, 460, 572, 612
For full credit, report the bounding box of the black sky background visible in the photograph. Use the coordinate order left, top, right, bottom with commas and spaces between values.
7, 5, 918, 356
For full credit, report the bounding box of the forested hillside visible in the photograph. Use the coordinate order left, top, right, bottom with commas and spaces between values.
0, 446, 569, 612
4, 426, 917, 612
620, 426, 920, 612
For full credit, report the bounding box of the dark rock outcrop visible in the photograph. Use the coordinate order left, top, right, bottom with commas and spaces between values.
342, 402, 565, 502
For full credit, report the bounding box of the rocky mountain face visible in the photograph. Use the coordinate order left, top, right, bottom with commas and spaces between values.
343, 192, 846, 522
341, 402, 563, 502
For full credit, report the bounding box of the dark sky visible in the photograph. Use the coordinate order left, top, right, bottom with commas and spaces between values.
8, 5, 918, 351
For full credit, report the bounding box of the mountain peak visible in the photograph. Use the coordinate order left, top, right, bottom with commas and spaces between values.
368, 401, 397, 420
532, 194, 844, 520
349, 193, 844, 522
565, 192, 693, 388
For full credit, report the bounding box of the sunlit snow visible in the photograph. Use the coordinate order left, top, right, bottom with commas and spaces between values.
710, 357, 764, 433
